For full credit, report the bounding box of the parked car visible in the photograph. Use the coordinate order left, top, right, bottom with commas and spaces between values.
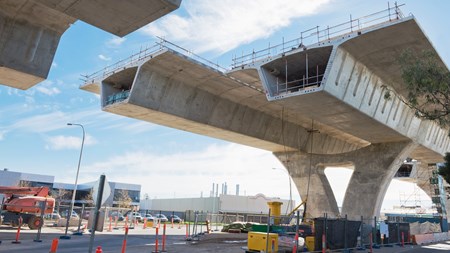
155, 214, 168, 222
127, 212, 143, 222
82, 210, 91, 220
144, 213, 154, 221
44, 211, 61, 220
168, 215, 182, 223
61, 210, 79, 219
109, 211, 124, 221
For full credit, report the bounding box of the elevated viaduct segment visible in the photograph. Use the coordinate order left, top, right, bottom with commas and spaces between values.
0, 0, 181, 90
81, 9, 450, 220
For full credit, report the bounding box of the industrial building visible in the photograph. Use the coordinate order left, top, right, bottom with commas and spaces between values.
0, 169, 141, 206
141, 194, 294, 215
140, 183, 295, 216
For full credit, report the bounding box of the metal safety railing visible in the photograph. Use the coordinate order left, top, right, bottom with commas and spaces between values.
81, 37, 228, 86
276, 72, 325, 95
231, 2, 405, 68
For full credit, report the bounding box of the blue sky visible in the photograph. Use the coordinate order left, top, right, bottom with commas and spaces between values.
1, 0, 449, 211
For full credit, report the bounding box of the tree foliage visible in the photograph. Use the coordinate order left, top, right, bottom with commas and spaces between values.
81, 189, 94, 207
438, 153, 450, 185
115, 189, 132, 209
50, 188, 70, 212
398, 50, 450, 184
398, 49, 450, 129
17, 180, 31, 187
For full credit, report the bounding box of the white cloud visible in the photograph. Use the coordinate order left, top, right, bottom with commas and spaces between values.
7, 109, 102, 134
77, 143, 292, 199
51, 62, 58, 68
35, 85, 61, 96
141, 0, 331, 54
98, 54, 112, 61
46, 134, 97, 150
106, 36, 126, 48
0, 130, 6, 141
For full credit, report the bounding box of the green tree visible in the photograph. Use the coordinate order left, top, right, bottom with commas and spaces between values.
398, 49, 450, 128
396, 49, 450, 184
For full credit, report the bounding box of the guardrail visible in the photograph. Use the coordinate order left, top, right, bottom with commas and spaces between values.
231, 2, 405, 68
81, 37, 228, 86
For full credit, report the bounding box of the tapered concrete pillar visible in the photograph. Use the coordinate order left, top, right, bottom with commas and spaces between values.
276, 141, 417, 220
274, 152, 341, 218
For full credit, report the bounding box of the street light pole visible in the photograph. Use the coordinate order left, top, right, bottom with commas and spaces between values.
61, 123, 85, 239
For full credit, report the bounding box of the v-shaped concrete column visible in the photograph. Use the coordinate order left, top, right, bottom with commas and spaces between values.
274, 151, 341, 218
275, 141, 417, 220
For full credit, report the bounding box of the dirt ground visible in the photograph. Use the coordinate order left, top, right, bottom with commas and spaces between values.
171, 232, 249, 253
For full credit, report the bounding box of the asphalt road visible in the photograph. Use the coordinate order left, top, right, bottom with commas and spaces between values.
1, 224, 449, 253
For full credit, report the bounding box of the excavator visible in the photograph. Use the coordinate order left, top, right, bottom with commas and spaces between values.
0, 186, 55, 229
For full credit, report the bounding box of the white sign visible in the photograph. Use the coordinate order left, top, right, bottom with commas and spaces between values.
92, 176, 111, 206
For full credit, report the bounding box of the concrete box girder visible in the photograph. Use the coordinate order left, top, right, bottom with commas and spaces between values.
36, 0, 181, 37
250, 17, 449, 161
93, 50, 361, 155
0, 0, 181, 89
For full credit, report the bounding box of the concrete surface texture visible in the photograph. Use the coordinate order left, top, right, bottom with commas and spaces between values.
0, 0, 181, 90
81, 15, 450, 219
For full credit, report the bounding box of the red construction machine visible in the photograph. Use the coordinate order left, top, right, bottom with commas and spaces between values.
0, 186, 55, 229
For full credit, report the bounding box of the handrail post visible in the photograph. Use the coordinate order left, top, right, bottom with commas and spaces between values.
316, 26, 319, 43
388, 2, 391, 21
350, 14, 353, 32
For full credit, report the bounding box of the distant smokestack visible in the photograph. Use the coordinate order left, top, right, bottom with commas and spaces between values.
221, 183, 224, 195
211, 183, 214, 197
236, 184, 240, 196
215, 184, 219, 197
224, 182, 228, 195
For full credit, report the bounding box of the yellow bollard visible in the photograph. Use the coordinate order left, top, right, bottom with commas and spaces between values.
267, 201, 283, 225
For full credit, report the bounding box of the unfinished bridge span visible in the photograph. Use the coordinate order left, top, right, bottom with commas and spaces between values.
82, 7, 450, 220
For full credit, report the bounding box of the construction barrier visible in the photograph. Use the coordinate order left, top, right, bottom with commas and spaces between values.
121, 227, 129, 253
412, 232, 450, 245
153, 227, 159, 253
49, 238, 59, 253
12, 216, 23, 244
321, 233, 325, 253
162, 223, 167, 252
107, 216, 112, 232
114, 216, 119, 230
292, 233, 298, 253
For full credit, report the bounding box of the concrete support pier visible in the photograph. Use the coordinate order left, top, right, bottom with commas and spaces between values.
276, 141, 417, 219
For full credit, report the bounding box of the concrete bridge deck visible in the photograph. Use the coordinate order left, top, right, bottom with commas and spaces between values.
0, 0, 181, 90
81, 8, 450, 220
